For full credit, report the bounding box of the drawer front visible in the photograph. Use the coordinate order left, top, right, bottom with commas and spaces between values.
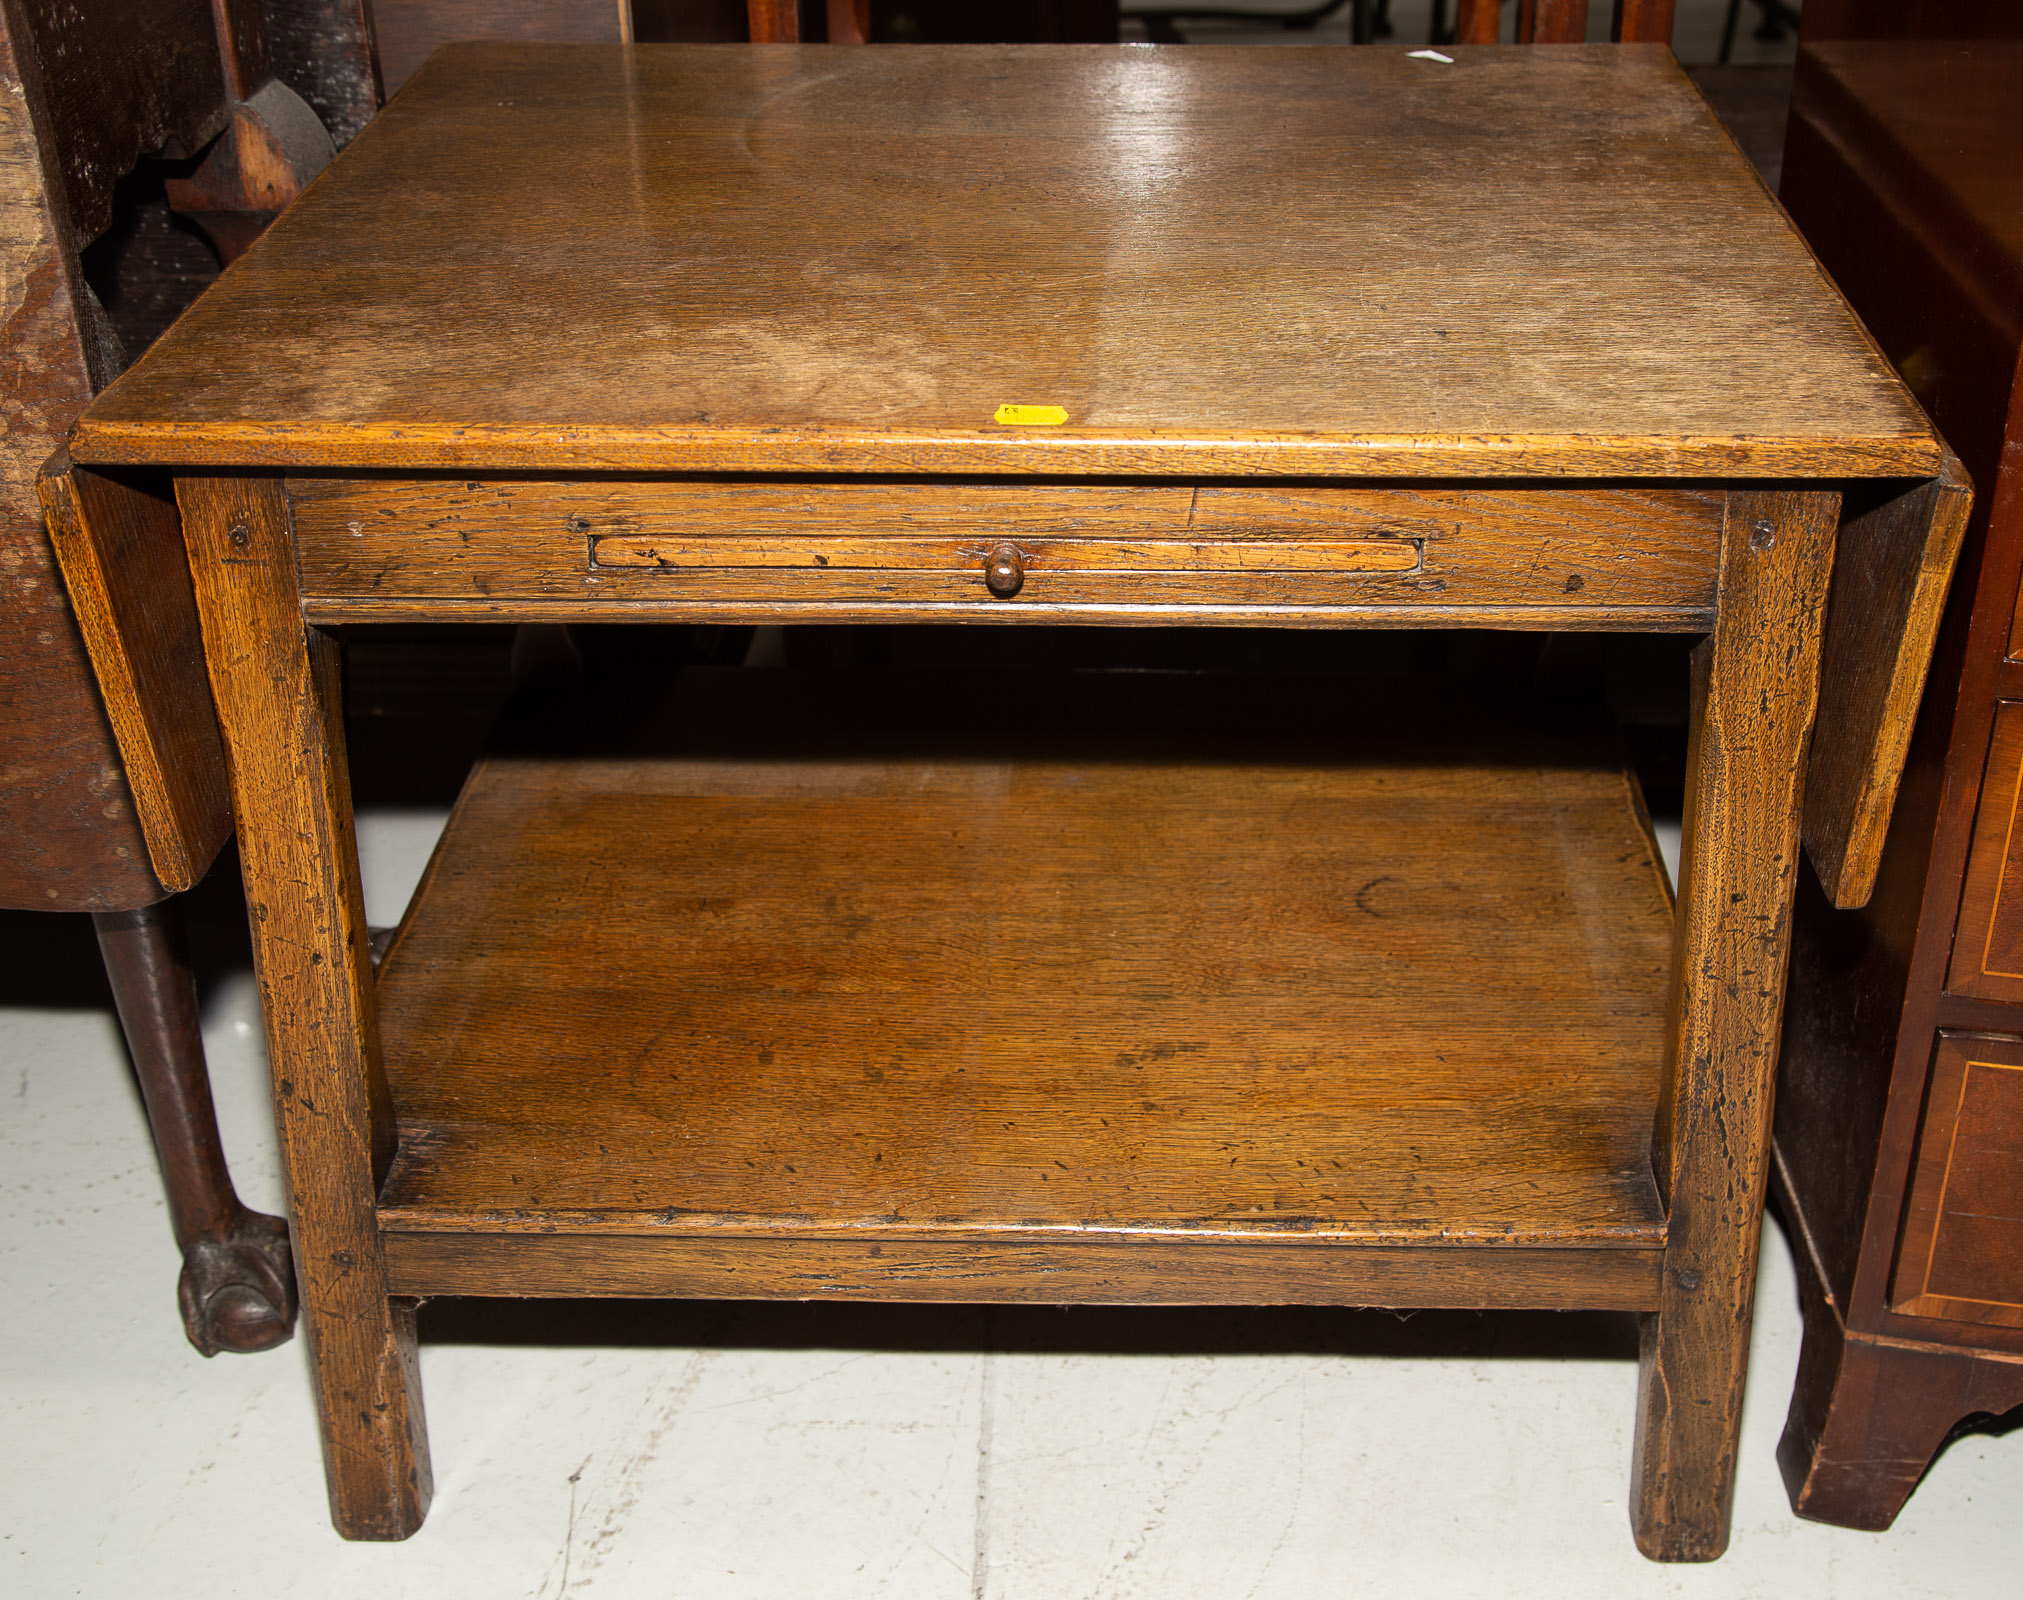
287, 478, 1723, 625
1948, 700, 2023, 1001
1891, 1031, 2023, 1328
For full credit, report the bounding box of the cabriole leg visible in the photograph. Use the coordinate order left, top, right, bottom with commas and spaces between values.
94, 897, 295, 1356
177, 473, 431, 1540
1631, 489, 1840, 1561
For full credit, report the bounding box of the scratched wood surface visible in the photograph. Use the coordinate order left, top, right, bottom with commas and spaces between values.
0, 5, 165, 910
37, 455, 232, 892
1632, 488, 1839, 1561
178, 474, 431, 1538
75, 43, 1936, 478
374, 670, 1675, 1303
1802, 459, 1973, 908
382, 1233, 1666, 1308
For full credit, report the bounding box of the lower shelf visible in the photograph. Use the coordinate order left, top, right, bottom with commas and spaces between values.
374, 670, 1674, 1310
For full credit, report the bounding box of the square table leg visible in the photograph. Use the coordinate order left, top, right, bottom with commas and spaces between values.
177, 473, 431, 1540
1632, 488, 1840, 1560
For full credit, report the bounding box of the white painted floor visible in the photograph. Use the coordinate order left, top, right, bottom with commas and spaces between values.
4, 808, 2019, 1597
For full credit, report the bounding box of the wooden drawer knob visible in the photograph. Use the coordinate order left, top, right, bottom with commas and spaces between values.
984, 542, 1025, 597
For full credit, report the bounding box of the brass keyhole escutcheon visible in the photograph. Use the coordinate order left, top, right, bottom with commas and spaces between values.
984, 542, 1025, 598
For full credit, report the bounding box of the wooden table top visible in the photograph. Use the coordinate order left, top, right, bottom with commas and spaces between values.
74, 42, 1938, 480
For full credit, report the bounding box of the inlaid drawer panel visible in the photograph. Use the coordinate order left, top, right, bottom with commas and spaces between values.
287, 478, 1723, 625
1891, 1031, 2023, 1329
1947, 699, 2023, 1001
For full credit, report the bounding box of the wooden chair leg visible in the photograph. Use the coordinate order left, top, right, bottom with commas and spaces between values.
178, 472, 430, 1540
1630, 489, 1841, 1560
94, 898, 296, 1357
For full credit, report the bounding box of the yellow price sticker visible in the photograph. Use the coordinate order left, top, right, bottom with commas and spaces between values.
993, 404, 1069, 427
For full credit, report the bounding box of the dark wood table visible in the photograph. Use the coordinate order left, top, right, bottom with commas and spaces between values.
56, 41, 1964, 1560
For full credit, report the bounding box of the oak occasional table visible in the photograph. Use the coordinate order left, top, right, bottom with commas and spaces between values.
55, 41, 1966, 1561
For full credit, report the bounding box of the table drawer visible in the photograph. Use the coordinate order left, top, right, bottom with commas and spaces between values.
1891, 1031, 2023, 1329
287, 478, 1723, 625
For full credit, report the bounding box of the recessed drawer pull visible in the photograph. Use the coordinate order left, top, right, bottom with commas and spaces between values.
288, 479, 1727, 623
587, 534, 1424, 574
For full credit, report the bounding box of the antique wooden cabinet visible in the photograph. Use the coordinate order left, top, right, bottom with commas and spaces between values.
1774, 14, 2023, 1530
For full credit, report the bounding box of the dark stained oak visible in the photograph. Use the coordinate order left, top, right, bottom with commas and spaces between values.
1610, 1, 1677, 41
1, 0, 231, 247
1778, 1231, 2023, 1532
73, 44, 1935, 481
1889, 1032, 2023, 1327
0, 2, 162, 912
1774, 16, 2023, 1533
1, 0, 337, 1366
374, 671, 1674, 1306
1944, 699, 2023, 1001
95, 901, 297, 1356
1520, 0, 1589, 43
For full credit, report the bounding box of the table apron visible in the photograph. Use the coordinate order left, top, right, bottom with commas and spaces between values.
285, 477, 1724, 627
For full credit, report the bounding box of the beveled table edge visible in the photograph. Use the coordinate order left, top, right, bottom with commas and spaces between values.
68, 420, 1945, 480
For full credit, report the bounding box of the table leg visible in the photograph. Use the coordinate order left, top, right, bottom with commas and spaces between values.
177, 474, 432, 1540
94, 898, 296, 1357
1631, 488, 1840, 1561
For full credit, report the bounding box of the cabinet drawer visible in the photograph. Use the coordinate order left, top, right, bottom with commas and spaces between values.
1891, 1031, 2023, 1328
1948, 700, 2023, 1000
287, 477, 1723, 625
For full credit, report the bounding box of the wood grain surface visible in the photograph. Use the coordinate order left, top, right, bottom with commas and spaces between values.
383, 1234, 1663, 1308
1779, 1251, 2023, 1530
1802, 459, 1974, 909
74, 44, 1937, 479
0, 0, 229, 245
287, 476, 1723, 623
1944, 699, 2023, 1001
1889, 1031, 2023, 1327
177, 474, 430, 1539
0, 6, 162, 910
1772, 18, 2023, 1534
368, 0, 630, 97
1632, 488, 1840, 1562
372, 670, 1674, 1308
37, 455, 231, 892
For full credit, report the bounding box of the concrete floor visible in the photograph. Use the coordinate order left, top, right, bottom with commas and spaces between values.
4, 808, 2018, 1597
